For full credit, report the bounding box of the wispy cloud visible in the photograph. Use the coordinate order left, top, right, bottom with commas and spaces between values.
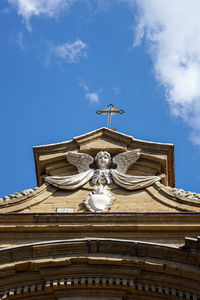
16, 32, 25, 50
96, 0, 111, 13
54, 40, 88, 63
0, 6, 11, 14
112, 86, 120, 96
124, 0, 200, 144
79, 80, 101, 104
8, 0, 77, 30
79, 81, 89, 92
9, 31, 26, 50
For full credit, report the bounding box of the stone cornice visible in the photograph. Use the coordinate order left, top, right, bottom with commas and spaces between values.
155, 182, 200, 205
0, 238, 200, 299
0, 213, 200, 231
0, 184, 56, 213
1, 187, 39, 202
1, 182, 200, 212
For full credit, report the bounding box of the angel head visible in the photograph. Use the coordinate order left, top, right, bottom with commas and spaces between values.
95, 151, 111, 170
67, 149, 141, 174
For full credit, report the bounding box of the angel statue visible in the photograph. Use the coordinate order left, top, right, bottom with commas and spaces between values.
45, 150, 160, 212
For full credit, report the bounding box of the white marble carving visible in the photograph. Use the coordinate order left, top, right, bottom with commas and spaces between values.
45, 150, 160, 212
85, 184, 115, 212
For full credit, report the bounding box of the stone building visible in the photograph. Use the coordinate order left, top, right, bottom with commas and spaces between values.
0, 127, 200, 300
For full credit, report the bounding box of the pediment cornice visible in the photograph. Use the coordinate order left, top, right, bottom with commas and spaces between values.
0, 183, 56, 213
33, 128, 175, 187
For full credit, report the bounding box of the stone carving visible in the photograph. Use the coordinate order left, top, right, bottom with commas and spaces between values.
45, 150, 160, 212
85, 184, 115, 212
1, 187, 39, 202
161, 185, 200, 200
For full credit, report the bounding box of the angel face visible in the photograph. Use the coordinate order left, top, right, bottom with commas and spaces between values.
95, 151, 111, 170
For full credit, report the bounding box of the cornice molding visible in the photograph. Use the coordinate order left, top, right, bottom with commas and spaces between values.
0, 238, 199, 299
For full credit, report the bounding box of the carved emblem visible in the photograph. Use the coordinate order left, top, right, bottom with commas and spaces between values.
45, 150, 160, 212
85, 184, 114, 212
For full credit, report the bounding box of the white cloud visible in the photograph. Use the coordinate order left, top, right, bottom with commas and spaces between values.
85, 92, 100, 103
54, 40, 88, 63
124, 0, 200, 144
8, 0, 77, 30
79, 80, 101, 103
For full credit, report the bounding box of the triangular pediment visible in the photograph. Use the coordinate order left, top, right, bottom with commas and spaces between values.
77, 136, 127, 153
33, 127, 174, 187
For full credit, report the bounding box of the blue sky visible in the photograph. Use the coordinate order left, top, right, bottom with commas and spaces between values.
1, 0, 200, 197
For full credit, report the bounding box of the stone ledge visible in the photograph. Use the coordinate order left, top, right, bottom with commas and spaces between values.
0, 238, 200, 299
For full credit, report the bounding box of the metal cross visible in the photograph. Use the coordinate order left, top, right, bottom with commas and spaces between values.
96, 104, 125, 128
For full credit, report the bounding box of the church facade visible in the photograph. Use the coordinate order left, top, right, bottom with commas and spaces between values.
0, 127, 200, 300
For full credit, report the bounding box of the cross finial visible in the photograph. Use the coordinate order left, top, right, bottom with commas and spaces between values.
96, 104, 125, 128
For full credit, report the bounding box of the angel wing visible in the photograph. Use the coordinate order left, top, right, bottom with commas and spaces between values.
67, 151, 94, 173
112, 149, 141, 173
